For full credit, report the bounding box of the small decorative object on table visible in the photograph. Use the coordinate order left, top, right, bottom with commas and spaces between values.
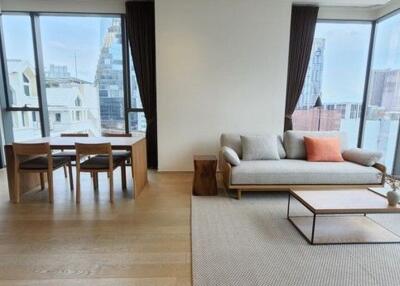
193, 155, 218, 196
385, 175, 400, 207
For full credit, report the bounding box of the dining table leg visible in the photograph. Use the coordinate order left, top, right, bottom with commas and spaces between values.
5, 145, 44, 203
131, 138, 148, 199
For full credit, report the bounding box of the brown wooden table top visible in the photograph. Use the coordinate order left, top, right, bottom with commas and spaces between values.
290, 189, 400, 214
8, 135, 146, 150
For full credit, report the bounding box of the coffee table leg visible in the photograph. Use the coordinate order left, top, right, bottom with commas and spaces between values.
287, 193, 291, 219
311, 214, 316, 244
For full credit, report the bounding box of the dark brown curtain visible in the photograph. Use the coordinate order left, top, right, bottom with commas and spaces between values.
284, 5, 319, 131
126, 1, 158, 169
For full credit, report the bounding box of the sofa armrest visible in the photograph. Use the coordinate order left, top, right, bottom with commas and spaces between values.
219, 150, 232, 189
372, 162, 386, 185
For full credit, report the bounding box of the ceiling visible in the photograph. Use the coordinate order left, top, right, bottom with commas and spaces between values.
293, 0, 392, 7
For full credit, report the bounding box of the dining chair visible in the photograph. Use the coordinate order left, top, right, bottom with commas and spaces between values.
101, 132, 133, 190
13, 142, 71, 203
53, 133, 89, 190
75, 143, 127, 204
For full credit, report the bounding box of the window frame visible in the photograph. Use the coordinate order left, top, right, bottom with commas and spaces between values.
362, 9, 400, 174
293, 19, 374, 148
0, 11, 144, 146
293, 15, 400, 174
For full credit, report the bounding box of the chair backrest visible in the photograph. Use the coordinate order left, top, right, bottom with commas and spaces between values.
75, 143, 112, 156
61, 133, 89, 137
13, 142, 51, 157
75, 143, 113, 171
102, 132, 132, 137
13, 143, 52, 170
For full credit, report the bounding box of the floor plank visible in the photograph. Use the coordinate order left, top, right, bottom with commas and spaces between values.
0, 168, 192, 285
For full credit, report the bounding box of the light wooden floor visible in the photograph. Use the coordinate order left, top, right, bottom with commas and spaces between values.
0, 168, 192, 286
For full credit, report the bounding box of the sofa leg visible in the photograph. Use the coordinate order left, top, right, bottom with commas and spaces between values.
237, 190, 242, 200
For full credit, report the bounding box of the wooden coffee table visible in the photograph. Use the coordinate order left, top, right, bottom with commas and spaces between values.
287, 189, 400, 245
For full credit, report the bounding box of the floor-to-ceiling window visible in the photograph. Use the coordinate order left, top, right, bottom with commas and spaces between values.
362, 11, 400, 172
40, 15, 125, 136
0, 12, 147, 143
2, 14, 42, 141
293, 21, 372, 148
128, 51, 146, 132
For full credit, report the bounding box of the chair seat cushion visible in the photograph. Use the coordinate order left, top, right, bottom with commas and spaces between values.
98, 151, 131, 159
80, 156, 124, 170
53, 151, 78, 159
231, 159, 382, 185
20, 156, 70, 170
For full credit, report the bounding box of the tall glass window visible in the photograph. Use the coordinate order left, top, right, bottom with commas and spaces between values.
293, 22, 372, 148
128, 49, 146, 132
2, 14, 42, 141
40, 15, 125, 136
363, 12, 400, 172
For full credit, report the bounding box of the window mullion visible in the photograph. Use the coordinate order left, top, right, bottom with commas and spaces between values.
121, 14, 131, 133
358, 21, 376, 148
30, 13, 50, 137
0, 15, 14, 144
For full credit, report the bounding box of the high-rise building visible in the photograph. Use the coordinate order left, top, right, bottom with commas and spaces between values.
297, 38, 325, 109
95, 18, 146, 132
368, 69, 400, 112
368, 70, 387, 106
95, 18, 124, 132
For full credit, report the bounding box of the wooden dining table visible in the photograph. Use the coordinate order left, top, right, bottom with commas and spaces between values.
4, 135, 148, 203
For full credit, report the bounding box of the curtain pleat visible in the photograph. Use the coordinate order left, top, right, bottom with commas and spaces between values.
125, 1, 158, 169
284, 5, 319, 131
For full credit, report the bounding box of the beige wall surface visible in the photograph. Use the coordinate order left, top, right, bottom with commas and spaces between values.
155, 0, 291, 171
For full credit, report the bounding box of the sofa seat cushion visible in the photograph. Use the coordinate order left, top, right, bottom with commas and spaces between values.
231, 160, 382, 185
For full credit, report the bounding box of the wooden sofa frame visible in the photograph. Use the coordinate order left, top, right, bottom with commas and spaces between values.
219, 152, 387, 200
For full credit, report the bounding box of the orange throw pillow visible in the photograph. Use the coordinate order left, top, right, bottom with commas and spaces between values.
304, 136, 344, 162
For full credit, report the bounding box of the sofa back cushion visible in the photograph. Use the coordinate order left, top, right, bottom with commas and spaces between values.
221, 134, 242, 158
220, 133, 286, 159
283, 130, 347, 159
304, 136, 344, 162
241, 135, 280, 161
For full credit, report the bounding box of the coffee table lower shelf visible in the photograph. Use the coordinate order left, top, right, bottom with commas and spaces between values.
287, 194, 400, 245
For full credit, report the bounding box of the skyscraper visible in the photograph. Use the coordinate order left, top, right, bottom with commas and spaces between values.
297, 38, 325, 109
95, 18, 125, 132
369, 69, 400, 112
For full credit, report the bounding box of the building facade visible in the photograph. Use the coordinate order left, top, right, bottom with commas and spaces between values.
297, 38, 325, 109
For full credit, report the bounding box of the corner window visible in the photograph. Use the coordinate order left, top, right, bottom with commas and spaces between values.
293, 22, 372, 148
363, 12, 400, 172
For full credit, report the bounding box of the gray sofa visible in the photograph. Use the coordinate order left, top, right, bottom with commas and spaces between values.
220, 131, 386, 199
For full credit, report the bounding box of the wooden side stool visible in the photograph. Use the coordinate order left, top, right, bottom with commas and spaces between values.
193, 155, 218, 196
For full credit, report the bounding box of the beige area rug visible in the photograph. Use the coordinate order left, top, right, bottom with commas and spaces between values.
191, 191, 400, 286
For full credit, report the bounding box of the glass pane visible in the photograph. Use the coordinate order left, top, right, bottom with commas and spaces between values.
363, 12, 400, 172
129, 48, 143, 109
129, 112, 146, 132
12, 111, 41, 141
293, 22, 372, 148
2, 15, 39, 108
40, 16, 125, 136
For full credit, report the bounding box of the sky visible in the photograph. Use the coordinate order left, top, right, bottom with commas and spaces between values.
315, 13, 400, 105
2, 15, 116, 83
315, 22, 371, 104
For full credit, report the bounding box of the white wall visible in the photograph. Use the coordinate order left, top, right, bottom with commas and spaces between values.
156, 0, 292, 171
